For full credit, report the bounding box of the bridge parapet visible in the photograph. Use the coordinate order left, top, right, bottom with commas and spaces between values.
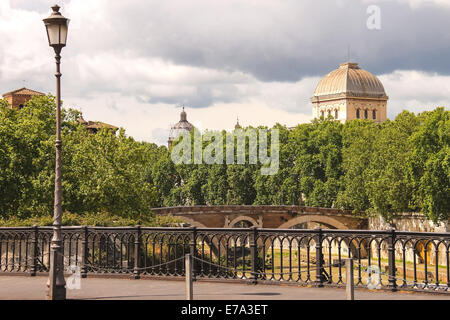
151, 205, 367, 230
152, 205, 358, 215
2, 226, 448, 293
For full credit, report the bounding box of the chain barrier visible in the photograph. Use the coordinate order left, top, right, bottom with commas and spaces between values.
353, 259, 447, 290
193, 256, 242, 274
193, 256, 448, 291
83, 256, 186, 273
192, 256, 334, 278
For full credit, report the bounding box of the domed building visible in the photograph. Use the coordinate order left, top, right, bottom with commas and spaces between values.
311, 62, 388, 123
168, 107, 194, 148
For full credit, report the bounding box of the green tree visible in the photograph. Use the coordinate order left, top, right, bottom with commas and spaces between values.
254, 124, 296, 205
365, 112, 418, 220
0, 95, 160, 222
149, 151, 180, 207
226, 165, 257, 204
409, 107, 450, 221
336, 120, 378, 213
291, 119, 343, 207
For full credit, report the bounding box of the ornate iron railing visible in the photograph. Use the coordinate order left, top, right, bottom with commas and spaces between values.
0, 226, 449, 293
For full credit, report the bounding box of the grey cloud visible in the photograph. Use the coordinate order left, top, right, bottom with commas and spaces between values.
81, 0, 450, 82
9, 0, 450, 83
10, 0, 69, 13
3, 0, 450, 114
143, 84, 243, 108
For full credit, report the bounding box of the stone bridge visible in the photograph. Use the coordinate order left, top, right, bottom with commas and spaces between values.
151, 205, 368, 230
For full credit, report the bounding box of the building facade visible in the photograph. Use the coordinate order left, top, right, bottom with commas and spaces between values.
2, 87, 118, 134
2, 87, 45, 110
78, 113, 118, 134
311, 62, 388, 123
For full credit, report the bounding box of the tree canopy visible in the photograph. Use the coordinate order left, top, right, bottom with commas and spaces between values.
0, 95, 165, 225
0, 95, 448, 225
158, 108, 449, 222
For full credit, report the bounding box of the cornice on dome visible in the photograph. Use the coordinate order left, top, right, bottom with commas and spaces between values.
312, 62, 388, 101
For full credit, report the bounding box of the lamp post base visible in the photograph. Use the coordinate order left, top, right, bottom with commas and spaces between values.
46, 270, 67, 300
46, 243, 67, 300
46, 285, 67, 300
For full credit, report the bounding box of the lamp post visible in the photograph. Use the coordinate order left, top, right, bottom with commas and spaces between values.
43, 4, 70, 300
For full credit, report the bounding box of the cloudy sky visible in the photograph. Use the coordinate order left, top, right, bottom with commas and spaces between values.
1, 0, 449, 145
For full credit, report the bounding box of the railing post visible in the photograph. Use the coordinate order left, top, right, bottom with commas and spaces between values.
134, 225, 141, 279
345, 258, 354, 300
249, 226, 258, 284
29, 226, 38, 276
189, 227, 197, 281
315, 228, 324, 287
185, 254, 193, 300
387, 228, 397, 291
80, 226, 88, 278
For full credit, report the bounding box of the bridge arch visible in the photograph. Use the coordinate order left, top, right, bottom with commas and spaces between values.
151, 205, 366, 230
278, 215, 350, 230
177, 216, 208, 228
227, 216, 260, 228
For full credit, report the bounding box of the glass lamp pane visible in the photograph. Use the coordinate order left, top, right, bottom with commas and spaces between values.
46, 24, 60, 46
60, 21, 69, 45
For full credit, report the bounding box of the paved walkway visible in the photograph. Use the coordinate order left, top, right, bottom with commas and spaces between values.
0, 276, 448, 300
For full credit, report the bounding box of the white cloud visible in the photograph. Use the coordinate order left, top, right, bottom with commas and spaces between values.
0, 2, 50, 90
364, 0, 450, 9
379, 70, 450, 116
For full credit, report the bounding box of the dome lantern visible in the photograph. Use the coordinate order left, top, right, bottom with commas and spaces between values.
168, 106, 194, 148
180, 107, 187, 121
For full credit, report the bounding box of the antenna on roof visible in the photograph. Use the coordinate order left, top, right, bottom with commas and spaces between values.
347, 44, 351, 62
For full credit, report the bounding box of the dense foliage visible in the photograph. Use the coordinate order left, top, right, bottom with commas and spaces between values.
157, 109, 449, 222
0, 95, 172, 226
0, 95, 448, 225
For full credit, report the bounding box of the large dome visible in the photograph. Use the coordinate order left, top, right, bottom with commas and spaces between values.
313, 62, 387, 99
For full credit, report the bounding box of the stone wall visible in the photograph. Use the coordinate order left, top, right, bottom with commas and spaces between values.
368, 213, 449, 232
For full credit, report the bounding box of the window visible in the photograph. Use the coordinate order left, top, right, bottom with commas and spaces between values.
356, 109, 360, 119
364, 109, 368, 119
372, 110, 376, 120
321, 111, 324, 118
335, 110, 338, 119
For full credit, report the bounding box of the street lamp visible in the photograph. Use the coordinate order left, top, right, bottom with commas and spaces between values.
43, 4, 69, 300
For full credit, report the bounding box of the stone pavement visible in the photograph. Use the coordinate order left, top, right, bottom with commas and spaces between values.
0, 276, 448, 300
